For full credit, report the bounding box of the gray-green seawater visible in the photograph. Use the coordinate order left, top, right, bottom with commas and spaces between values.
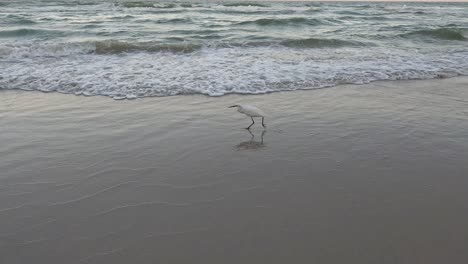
1, 1, 467, 99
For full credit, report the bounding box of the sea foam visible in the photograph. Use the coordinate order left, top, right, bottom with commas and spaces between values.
2, 45, 467, 99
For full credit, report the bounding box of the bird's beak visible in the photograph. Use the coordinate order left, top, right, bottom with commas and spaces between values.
228, 105, 236, 108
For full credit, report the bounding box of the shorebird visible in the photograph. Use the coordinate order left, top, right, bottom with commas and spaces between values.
228, 104, 266, 129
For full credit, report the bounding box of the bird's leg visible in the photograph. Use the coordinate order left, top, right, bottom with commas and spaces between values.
247, 117, 255, 129
262, 117, 266, 128
247, 129, 254, 141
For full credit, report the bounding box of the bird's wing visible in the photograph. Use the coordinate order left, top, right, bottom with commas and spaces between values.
242, 105, 265, 117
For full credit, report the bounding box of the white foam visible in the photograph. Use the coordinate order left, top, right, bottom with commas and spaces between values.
1, 45, 468, 99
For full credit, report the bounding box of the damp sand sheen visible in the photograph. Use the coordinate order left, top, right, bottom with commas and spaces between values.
1, 77, 468, 263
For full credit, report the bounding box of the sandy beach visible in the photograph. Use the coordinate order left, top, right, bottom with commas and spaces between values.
1, 77, 468, 263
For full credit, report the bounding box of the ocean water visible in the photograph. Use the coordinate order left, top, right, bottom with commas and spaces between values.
0, 1, 467, 99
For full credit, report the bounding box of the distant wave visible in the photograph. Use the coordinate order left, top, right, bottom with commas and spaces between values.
151, 18, 193, 24
122, 1, 177, 8
121, 1, 154, 8
336, 10, 367, 16
94, 41, 200, 54
281, 38, 361, 48
237, 17, 323, 26
110, 15, 135, 20
74, 1, 98, 5
0, 29, 61, 38
153, 3, 177, 9
4, 16, 37, 24
200, 9, 296, 15
223, 2, 269, 7
305, 8, 322, 14
401, 28, 466, 41
338, 15, 391, 21
146, 9, 186, 14
14, 19, 37, 24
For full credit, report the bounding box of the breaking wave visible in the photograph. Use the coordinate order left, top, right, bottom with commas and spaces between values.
2, 45, 468, 99
0, 38, 368, 58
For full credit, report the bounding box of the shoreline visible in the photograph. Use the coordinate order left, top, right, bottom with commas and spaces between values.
2, 75, 468, 102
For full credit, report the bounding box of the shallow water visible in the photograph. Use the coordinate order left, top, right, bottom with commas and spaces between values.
1, 77, 468, 263
1, 1, 468, 98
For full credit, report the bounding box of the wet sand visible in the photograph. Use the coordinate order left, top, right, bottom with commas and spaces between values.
1, 77, 468, 264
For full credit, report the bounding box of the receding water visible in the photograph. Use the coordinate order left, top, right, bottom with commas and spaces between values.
1, 1, 468, 99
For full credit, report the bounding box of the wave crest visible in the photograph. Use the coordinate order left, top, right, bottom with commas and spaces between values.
0, 29, 59, 38
0, 38, 369, 59
402, 28, 466, 41
121, 2, 179, 8
122, 1, 155, 8
94, 41, 200, 54
223, 2, 269, 7
238, 17, 322, 26
282, 38, 360, 48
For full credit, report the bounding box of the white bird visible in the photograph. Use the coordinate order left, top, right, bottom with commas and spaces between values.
228, 104, 266, 129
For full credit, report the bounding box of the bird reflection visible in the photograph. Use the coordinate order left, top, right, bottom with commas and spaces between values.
236, 129, 266, 151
